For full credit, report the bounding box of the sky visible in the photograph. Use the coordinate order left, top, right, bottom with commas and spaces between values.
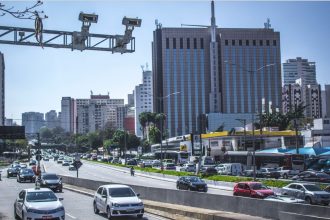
1, 0, 330, 124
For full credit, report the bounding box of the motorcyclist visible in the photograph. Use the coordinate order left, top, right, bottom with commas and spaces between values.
130, 166, 135, 176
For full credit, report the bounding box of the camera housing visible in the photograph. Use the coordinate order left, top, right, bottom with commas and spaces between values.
79, 12, 98, 23
122, 17, 142, 27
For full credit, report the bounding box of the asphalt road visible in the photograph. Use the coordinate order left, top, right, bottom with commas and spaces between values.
43, 159, 233, 196
0, 173, 170, 220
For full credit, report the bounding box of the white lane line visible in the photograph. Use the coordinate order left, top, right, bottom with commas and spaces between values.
66, 213, 77, 219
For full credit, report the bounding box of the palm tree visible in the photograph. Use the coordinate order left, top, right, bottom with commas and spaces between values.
138, 112, 148, 139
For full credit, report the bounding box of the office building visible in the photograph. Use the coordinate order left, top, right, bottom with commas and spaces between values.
0, 52, 4, 125
323, 85, 330, 118
22, 112, 44, 134
152, 1, 281, 136
283, 57, 317, 87
45, 110, 60, 129
134, 69, 154, 138
61, 97, 76, 133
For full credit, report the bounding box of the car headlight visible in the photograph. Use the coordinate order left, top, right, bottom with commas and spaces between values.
112, 203, 119, 207
256, 191, 264, 196
137, 202, 143, 206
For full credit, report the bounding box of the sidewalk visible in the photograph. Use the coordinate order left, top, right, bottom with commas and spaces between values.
63, 183, 270, 220
83, 160, 234, 191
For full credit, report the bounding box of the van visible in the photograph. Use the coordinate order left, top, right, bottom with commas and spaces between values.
216, 163, 242, 176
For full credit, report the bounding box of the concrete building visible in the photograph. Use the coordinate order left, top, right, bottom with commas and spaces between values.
152, 1, 281, 136
22, 112, 44, 134
45, 110, 60, 129
323, 85, 330, 118
61, 97, 76, 133
283, 57, 317, 87
127, 92, 134, 107
0, 52, 5, 125
302, 118, 330, 147
134, 69, 153, 138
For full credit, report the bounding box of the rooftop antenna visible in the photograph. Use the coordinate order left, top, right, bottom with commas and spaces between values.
146, 63, 149, 71
264, 18, 271, 29
90, 90, 93, 96
155, 19, 162, 29
141, 65, 144, 72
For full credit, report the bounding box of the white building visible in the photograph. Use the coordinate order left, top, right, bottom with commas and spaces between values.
0, 52, 5, 125
45, 110, 60, 129
302, 118, 330, 147
134, 69, 153, 138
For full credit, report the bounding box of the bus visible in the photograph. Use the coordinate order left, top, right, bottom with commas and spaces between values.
154, 150, 189, 165
224, 151, 305, 171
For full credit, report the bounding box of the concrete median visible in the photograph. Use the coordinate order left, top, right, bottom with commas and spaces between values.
60, 175, 330, 220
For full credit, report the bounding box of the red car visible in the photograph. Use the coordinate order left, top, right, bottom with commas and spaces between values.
233, 182, 274, 199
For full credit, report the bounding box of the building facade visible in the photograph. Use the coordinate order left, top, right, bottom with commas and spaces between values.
134, 69, 154, 137
283, 57, 317, 87
61, 97, 76, 133
0, 52, 4, 126
22, 112, 44, 134
152, 1, 281, 137
45, 110, 60, 129
323, 85, 330, 118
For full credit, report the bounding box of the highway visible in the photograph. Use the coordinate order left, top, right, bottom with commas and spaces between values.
0, 173, 171, 220
43, 159, 233, 196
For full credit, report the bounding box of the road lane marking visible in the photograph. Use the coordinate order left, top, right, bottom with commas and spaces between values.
66, 213, 77, 219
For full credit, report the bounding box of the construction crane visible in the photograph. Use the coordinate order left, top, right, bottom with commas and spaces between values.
0, 12, 142, 53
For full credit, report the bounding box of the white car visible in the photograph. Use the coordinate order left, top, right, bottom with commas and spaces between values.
93, 184, 144, 219
14, 187, 65, 220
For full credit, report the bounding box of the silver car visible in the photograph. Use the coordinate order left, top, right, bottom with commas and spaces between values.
282, 183, 330, 205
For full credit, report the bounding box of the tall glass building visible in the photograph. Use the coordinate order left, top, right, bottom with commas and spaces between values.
152, 1, 282, 137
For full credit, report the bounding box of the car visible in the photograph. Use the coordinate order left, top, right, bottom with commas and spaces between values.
163, 163, 176, 170
291, 171, 330, 183
281, 183, 330, 205
19, 163, 28, 169
215, 163, 242, 176
176, 176, 208, 192
43, 156, 49, 161
14, 187, 65, 220
93, 184, 144, 219
325, 185, 330, 193
40, 173, 63, 192
276, 167, 300, 179
7, 166, 20, 178
180, 163, 196, 172
17, 168, 36, 183
68, 164, 77, 171
200, 166, 218, 177
233, 182, 275, 199
242, 169, 264, 178
62, 160, 70, 166
127, 159, 138, 166
263, 195, 305, 203
260, 168, 281, 179
57, 157, 64, 164
29, 160, 37, 166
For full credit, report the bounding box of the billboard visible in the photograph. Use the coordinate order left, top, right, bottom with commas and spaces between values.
0, 126, 25, 139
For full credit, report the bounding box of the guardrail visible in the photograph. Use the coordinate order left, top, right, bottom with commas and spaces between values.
59, 175, 330, 220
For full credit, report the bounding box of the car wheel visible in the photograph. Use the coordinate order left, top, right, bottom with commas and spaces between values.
107, 206, 112, 219
176, 184, 180, 190
21, 212, 24, 220
305, 197, 313, 205
323, 202, 329, 206
233, 192, 237, 196
283, 173, 288, 179
137, 214, 143, 218
93, 201, 99, 214
14, 205, 19, 220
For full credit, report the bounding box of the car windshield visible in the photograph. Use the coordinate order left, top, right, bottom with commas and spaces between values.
316, 173, 330, 178
250, 183, 269, 190
304, 185, 322, 191
22, 169, 34, 174
26, 191, 58, 202
109, 188, 136, 197
43, 174, 59, 180
188, 177, 203, 182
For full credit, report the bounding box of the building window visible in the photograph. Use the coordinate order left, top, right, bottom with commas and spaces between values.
187, 38, 190, 49
273, 40, 277, 46
180, 38, 183, 49
200, 38, 204, 49
266, 40, 270, 46
253, 40, 256, 46
246, 40, 249, 46
194, 38, 197, 49
166, 38, 169, 49
173, 38, 176, 49
232, 40, 235, 46
239, 40, 242, 46
259, 40, 263, 46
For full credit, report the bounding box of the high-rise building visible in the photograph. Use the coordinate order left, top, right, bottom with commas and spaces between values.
323, 85, 330, 118
283, 57, 317, 87
61, 97, 76, 133
0, 52, 5, 125
22, 112, 44, 134
152, 1, 281, 137
127, 92, 134, 107
45, 110, 60, 129
134, 69, 153, 137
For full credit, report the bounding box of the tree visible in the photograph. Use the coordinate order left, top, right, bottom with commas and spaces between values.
148, 125, 161, 144
88, 132, 103, 150
127, 133, 140, 150
139, 112, 148, 139
0, 1, 47, 20
40, 127, 52, 140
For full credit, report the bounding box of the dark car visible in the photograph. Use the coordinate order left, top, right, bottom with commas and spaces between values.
260, 168, 281, 179
176, 176, 208, 192
291, 171, 330, 183
7, 165, 20, 178
201, 166, 218, 177
242, 169, 264, 178
127, 159, 138, 166
40, 173, 63, 192
233, 182, 275, 199
325, 185, 330, 193
17, 168, 35, 183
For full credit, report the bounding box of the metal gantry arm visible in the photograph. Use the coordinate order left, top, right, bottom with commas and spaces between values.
0, 25, 136, 53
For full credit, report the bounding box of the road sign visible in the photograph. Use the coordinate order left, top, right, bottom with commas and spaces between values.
73, 161, 83, 170
0, 126, 25, 139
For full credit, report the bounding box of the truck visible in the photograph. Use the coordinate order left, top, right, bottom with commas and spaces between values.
215, 163, 243, 176
276, 167, 300, 179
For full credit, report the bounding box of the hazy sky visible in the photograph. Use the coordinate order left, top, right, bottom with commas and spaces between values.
1, 1, 330, 124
